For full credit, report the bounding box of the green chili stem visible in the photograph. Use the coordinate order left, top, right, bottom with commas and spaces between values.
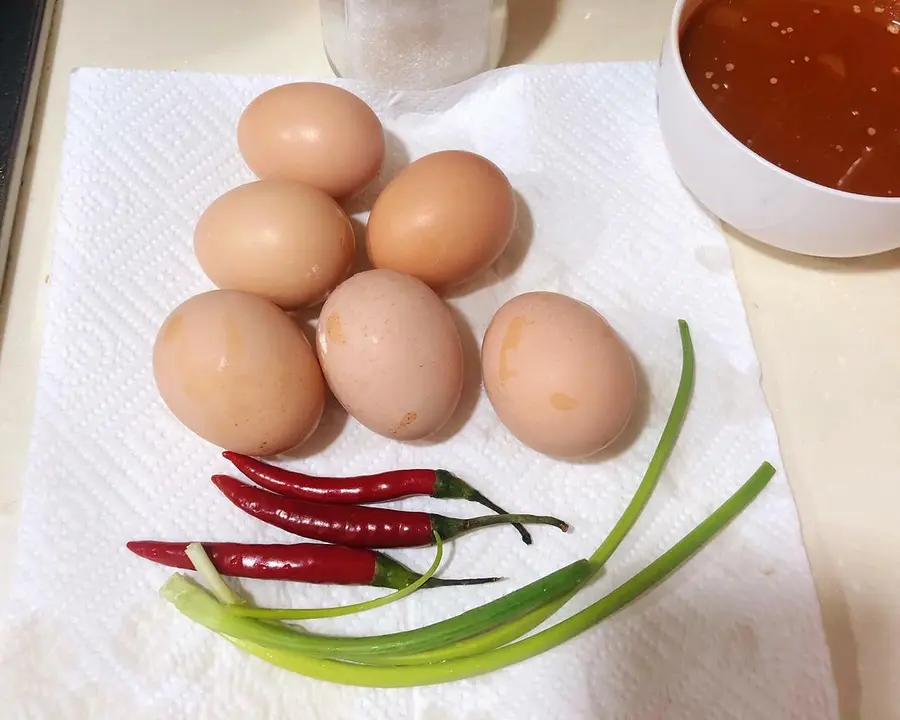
431, 512, 568, 542
433, 469, 533, 545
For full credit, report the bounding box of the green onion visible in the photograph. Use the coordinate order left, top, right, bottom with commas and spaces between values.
185, 542, 242, 605
221, 461, 775, 686
161, 558, 593, 659
226, 532, 445, 620
587, 319, 695, 570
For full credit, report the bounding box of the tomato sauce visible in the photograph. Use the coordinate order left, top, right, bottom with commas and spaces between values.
680, 0, 900, 196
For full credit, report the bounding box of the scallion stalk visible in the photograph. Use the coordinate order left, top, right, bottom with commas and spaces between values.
161, 558, 592, 659
185, 542, 242, 605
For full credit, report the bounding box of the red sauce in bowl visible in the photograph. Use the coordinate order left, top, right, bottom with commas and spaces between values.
680, 0, 900, 197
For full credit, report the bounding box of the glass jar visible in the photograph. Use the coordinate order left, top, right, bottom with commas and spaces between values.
319, 0, 508, 90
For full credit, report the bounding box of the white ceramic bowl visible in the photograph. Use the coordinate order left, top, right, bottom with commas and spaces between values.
657, 0, 900, 258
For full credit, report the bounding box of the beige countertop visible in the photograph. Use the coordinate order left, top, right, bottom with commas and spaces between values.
1, 1, 897, 717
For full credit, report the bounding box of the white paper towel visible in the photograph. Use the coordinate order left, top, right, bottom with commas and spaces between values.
0, 63, 838, 719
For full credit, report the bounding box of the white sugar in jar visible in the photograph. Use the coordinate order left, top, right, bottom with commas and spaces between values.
319, 0, 508, 90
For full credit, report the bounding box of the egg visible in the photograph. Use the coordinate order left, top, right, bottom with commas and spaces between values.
237, 82, 385, 199
365, 150, 516, 290
194, 180, 354, 309
481, 292, 637, 459
153, 290, 325, 456
316, 269, 464, 441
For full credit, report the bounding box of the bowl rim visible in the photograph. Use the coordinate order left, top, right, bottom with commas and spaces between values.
666, 0, 900, 205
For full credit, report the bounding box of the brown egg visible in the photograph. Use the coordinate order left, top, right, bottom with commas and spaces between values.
316, 269, 464, 441
238, 82, 385, 199
481, 292, 637, 459
153, 290, 325, 456
194, 180, 354, 309
366, 150, 516, 291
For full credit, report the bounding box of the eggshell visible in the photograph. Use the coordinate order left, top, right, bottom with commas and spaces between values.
153, 290, 325, 456
194, 180, 354, 309
316, 269, 464, 441
481, 292, 637, 459
238, 82, 385, 199
366, 150, 516, 290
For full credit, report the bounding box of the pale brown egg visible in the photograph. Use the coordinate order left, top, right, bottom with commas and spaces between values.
153, 290, 325, 456
194, 180, 354, 309
366, 150, 516, 291
481, 292, 637, 459
237, 82, 385, 199
316, 269, 464, 441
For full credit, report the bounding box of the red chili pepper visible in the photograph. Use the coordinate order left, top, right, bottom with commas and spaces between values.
211, 474, 569, 549
126, 540, 500, 590
222, 451, 533, 544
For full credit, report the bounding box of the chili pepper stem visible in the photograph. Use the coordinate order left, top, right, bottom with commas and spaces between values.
422, 576, 504, 588
372, 550, 501, 590
430, 512, 568, 542
433, 470, 533, 545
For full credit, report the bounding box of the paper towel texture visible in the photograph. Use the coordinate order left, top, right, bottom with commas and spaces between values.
0, 64, 838, 719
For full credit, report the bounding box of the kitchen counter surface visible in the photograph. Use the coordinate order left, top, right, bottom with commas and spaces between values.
1, 2, 897, 717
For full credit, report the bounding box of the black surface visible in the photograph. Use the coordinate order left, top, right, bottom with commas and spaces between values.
0, 0, 49, 225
